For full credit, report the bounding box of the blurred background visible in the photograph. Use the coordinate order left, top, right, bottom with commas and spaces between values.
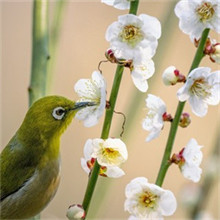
1, 0, 219, 219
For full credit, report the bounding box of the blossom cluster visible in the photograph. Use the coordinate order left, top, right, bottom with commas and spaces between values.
105, 11, 161, 92
70, 0, 220, 219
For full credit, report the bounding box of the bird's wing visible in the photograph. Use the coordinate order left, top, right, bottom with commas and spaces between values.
0, 135, 36, 201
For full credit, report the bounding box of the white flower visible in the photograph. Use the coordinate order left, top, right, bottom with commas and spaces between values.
81, 138, 127, 178
162, 66, 179, 86
131, 50, 155, 92
74, 71, 106, 127
66, 204, 85, 220
102, 0, 133, 10
175, 0, 220, 40
180, 138, 203, 183
106, 14, 161, 60
177, 67, 220, 117
91, 138, 128, 166
124, 177, 177, 219
142, 94, 167, 142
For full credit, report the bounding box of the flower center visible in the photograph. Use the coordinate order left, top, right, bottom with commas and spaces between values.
196, 2, 215, 22
120, 25, 143, 47
139, 191, 158, 208
190, 77, 211, 99
102, 147, 120, 162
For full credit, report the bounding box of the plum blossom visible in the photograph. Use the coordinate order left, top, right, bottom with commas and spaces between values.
81, 138, 127, 178
181, 138, 203, 182
124, 177, 177, 219
130, 50, 155, 92
175, 0, 220, 40
142, 94, 167, 142
74, 71, 106, 127
173, 138, 203, 182
177, 67, 220, 117
101, 0, 133, 10
106, 14, 161, 60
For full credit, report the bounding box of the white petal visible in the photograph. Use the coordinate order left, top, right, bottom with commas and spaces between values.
206, 71, 220, 105
159, 190, 177, 216
146, 128, 161, 142
125, 177, 148, 198
183, 138, 203, 166
146, 94, 166, 112
189, 96, 208, 117
177, 84, 190, 102
131, 73, 149, 92
139, 14, 161, 39
83, 139, 93, 159
105, 166, 125, 178
74, 79, 96, 100
105, 138, 128, 161
181, 164, 202, 182
80, 158, 90, 174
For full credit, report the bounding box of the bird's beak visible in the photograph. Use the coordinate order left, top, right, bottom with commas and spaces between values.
72, 101, 96, 110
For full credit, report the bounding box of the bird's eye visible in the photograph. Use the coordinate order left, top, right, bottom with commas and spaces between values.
52, 107, 66, 120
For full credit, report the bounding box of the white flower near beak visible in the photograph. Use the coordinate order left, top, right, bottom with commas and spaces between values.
124, 177, 177, 219
177, 67, 220, 117
74, 71, 106, 127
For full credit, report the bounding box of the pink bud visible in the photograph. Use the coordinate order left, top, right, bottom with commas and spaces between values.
179, 112, 191, 128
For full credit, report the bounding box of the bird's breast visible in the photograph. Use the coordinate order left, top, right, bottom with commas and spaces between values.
0, 158, 61, 219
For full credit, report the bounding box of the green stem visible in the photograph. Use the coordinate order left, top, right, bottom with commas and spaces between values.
129, 0, 139, 14
101, 65, 124, 139
82, 66, 124, 215
82, 1, 139, 217
155, 28, 210, 187
29, 0, 49, 106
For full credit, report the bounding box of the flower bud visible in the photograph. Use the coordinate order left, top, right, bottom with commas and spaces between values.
105, 48, 117, 63
66, 204, 85, 220
162, 66, 186, 85
162, 112, 173, 122
210, 43, 220, 64
179, 112, 191, 128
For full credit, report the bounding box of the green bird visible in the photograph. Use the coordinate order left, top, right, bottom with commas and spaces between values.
0, 96, 94, 219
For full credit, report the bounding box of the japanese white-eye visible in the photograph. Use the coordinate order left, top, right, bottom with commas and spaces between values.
0, 96, 94, 219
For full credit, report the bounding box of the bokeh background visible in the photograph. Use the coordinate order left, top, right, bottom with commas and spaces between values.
1, 0, 219, 219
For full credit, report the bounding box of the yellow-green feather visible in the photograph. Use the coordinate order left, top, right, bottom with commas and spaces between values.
0, 96, 76, 211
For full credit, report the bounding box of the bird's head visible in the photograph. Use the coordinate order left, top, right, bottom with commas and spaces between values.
19, 96, 94, 141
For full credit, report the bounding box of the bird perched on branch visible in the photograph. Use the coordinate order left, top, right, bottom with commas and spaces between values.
0, 96, 94, 219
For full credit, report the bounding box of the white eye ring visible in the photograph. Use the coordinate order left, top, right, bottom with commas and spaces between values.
52, 107, 66, 120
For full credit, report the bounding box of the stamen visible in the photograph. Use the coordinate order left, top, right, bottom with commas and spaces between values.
190, 77, 211, 99
139, 191, 158, 208
119, 25, 143, 47
196, 2, 215, 22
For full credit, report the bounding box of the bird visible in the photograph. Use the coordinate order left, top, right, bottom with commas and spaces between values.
0, 95, 94, 219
